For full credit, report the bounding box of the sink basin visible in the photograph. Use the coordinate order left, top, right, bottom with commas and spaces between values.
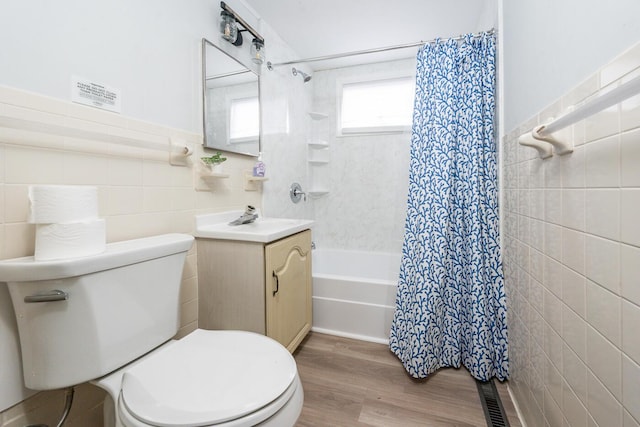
194, 211, 314, 243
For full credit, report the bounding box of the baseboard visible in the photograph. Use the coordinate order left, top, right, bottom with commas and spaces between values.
310, 327, 389, 345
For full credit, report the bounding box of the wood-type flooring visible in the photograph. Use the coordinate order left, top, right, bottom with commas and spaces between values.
293, 332, 522, 427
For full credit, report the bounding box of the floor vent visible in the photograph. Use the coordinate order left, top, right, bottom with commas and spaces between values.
476, 379, 510, 427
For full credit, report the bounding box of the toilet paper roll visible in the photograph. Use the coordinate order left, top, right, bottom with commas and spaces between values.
34, 219, 106, 261
28, 185, 99, 224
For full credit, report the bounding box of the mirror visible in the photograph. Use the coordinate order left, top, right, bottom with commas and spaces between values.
202, 38, 260, 157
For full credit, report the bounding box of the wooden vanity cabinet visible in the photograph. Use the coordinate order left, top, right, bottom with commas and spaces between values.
197, 229, 312, 353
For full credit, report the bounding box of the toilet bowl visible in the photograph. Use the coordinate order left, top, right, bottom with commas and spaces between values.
0, 233, 303, 426
94, 329, 303, 427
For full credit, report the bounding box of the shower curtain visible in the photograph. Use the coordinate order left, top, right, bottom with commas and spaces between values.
389, 32, 508, 382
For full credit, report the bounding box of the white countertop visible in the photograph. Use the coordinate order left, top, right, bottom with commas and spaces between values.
194, 211, 314, 243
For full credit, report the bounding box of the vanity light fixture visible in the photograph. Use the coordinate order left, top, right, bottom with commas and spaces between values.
219, 1, 265, 57
250, 39, 265, 64
219, 10, 239, 44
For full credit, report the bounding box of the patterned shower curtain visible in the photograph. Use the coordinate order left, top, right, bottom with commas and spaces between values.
389, 32, 508, 381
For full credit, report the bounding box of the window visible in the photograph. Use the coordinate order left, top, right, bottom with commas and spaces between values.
229, 96, 259, 142
339, 77, 414, 134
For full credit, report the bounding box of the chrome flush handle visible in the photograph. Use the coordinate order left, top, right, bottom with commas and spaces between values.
24, 289, 69, 303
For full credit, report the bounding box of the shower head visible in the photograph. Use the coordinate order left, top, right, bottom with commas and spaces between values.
292, 67, 311, 83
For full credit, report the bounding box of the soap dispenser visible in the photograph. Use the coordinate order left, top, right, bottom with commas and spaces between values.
253, 152, 266, 177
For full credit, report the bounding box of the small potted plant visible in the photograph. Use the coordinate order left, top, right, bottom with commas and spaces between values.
201, 152, 227, 173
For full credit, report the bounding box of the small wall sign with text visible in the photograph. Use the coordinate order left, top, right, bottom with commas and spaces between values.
71, 76, 121, 113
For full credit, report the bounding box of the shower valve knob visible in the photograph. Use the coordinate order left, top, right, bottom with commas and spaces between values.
289, 182, 306, 203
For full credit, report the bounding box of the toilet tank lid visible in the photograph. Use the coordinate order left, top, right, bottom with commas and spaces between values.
0, 233, 193, 282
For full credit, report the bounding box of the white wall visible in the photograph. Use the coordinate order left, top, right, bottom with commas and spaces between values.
502, 0, 640, 133
0, 0, 225, 132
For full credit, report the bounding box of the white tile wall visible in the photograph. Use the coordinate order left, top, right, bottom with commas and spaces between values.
586, 280, 621, 346
621, 244, 640, 305
563, 343, 588, 404
504, 41, 640, 427
562, 304, 586, 358
587, 370, 622, 427
585, 235, 620, 294
585, 189, 619, 239
563, 380, 588, 427
622, 300, 640, 364
621, 129, 640, 186
562, 265, 587, 318
622, 355, 640, 422
621, 189, 640, 246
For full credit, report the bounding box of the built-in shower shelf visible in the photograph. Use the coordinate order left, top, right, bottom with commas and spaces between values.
308, 190, 329, 198
308, 112, 328, 120
307, 112, 329, 197
307, 140, 329, 148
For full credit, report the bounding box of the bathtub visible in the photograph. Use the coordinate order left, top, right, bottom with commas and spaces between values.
311, 249, 400, 344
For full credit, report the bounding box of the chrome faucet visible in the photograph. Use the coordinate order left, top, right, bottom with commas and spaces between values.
228, 205, 259, 225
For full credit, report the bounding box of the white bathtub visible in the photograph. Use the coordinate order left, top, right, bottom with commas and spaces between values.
311, 249, 400, 344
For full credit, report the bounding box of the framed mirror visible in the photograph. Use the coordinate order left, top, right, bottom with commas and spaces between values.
202, 38, 260, 157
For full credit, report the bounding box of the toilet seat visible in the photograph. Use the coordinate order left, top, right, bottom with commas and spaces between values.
99, 329, 300, 427
117, 375, 303, 427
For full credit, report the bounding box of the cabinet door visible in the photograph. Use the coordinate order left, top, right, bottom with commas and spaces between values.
197, 239, 266, 334
265, 230, 312, 352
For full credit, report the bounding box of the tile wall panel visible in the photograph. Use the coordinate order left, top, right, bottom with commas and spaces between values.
503, 42, 640, 427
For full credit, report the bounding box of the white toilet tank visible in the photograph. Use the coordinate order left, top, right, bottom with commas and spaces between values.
0, 233, 194, 390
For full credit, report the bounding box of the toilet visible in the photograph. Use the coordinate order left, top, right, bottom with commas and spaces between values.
0, 233, 303, 426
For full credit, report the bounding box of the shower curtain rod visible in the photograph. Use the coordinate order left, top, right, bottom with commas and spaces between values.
266, 28, 495, 69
